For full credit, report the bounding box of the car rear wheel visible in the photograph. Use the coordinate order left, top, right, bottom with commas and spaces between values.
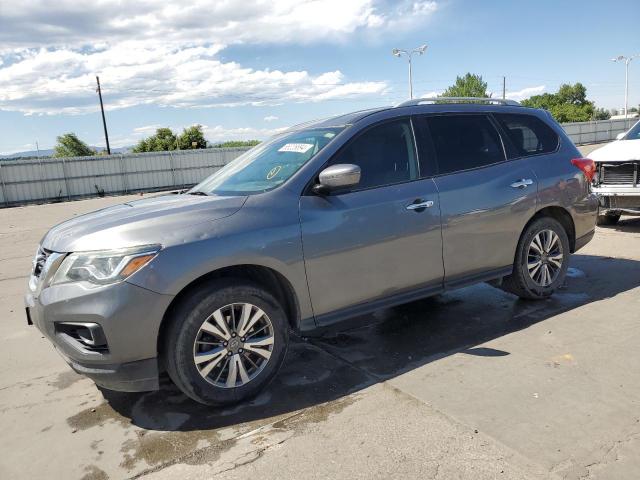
501, 217, 570, 300
596, 213, 620, 226
163, 279, 289, 405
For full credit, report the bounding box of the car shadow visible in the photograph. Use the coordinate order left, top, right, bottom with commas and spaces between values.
102, 253, 640, 432
599, 216, 640, 233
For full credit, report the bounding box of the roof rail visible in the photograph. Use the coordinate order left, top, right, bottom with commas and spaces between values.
395, 97, 521, 107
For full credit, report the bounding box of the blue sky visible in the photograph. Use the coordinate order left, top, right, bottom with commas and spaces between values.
0, 0, 639, 154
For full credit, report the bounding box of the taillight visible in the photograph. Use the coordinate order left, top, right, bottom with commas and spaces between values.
571, 158, 596, 182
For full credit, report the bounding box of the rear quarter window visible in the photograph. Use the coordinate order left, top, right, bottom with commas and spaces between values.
426, 114, 506, 175
494, 113, 559, 157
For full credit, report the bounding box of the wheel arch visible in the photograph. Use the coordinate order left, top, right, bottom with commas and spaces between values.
526, 206, 576, 252
157, 264, 301, 359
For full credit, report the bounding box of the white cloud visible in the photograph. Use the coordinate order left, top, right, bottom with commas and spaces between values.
0, 1, 440, 115
111, 123, 288, 148
0, 43, 387, 115
420, 90, 444, 98
133, 124, 163, 134
263, 115, 279, 122
0, 1, 438, 49
505, 85, 546, 101
415, 86, 546, 103
202, 125, 288, 142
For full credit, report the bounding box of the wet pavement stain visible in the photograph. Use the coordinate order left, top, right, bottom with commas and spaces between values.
122, 395, 362, 476
67, 402, 130, 431
49, 370, 84, 390
120, 429, 223, 471
270, 394, 360, 431
80, 465, 108, 480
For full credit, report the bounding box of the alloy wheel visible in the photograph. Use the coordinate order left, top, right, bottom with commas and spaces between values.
193, 303, 275, 388
527, 229, 563, 287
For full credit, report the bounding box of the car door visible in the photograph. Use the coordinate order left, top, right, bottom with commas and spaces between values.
299, 117, 444, 322
413, 113, 538, 285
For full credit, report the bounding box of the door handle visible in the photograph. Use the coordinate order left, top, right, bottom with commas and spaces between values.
510, 178, 533, 189
406, 200, 434, 211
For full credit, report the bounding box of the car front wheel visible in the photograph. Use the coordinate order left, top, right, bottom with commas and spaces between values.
163, 279, 289, 405
501, 217, 570, 300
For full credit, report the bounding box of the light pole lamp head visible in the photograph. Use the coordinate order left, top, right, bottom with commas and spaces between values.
612, 55, 626, 62
392, 48, 403, 57
414, 44, 428, 55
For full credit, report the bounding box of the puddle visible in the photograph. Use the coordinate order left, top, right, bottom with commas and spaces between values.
50, 370, 84, 390
81, 465, 108, 480
67, 402, 130, 431
318, 332, 367, 348
271, 394, 359, 431
279, 368, 332, 386
566, 267, 586, 278
120, 429, 224, 471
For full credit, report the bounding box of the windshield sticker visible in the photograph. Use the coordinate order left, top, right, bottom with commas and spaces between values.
266, 165, 282, 180
278, 143, 313, 153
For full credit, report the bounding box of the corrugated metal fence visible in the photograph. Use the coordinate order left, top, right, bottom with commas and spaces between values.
0, 148, 250, 207
1, 117, 638, 207
562, 117, 636, 146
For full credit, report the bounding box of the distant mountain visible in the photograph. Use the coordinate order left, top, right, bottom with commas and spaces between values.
0, 149, 55, 159
0, 146, 131, 159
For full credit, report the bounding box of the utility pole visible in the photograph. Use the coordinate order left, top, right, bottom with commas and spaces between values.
96, 76, 111, 155
502, 76, 506, 99
35, 140, 40, 158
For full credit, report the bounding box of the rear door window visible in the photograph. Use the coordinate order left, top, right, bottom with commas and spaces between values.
494, 113, 559, 156
426, 115, 506, 174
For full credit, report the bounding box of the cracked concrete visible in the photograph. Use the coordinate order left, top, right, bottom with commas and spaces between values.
1, 190, 640, 479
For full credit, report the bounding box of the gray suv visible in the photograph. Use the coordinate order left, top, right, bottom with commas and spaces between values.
25, 98, 599, 405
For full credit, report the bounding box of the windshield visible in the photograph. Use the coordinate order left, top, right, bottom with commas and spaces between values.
622, 121, 640, 140
191, 127, 345, 195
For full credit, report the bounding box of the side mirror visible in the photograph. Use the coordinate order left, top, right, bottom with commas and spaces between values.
616, 132, 626, 140
313, 164, 361, 194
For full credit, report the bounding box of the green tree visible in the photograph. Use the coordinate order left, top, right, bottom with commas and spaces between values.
177, 125, 207, 149
593, 108, 611, 120
132, 128, 177, 152
53, 133, 95, 157
442, 73, 489, 98
521, 83, 595, 122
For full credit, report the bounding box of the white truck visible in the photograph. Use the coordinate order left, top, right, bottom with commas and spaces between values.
590, 120, 640, 225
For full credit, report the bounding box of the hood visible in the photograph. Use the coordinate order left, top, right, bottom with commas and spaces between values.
42, 193, 247, 252
589, 139, 640, 162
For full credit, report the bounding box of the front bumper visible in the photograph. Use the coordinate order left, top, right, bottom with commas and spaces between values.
25, 280, 174, 392
592, 186, 640, 215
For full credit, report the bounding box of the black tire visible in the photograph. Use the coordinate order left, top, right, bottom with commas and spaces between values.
163, 279, 289, 406
501, 217, 570, 300
597, 213, 620, 226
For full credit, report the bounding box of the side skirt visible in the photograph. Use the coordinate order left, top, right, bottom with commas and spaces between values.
300, 265, 513, 337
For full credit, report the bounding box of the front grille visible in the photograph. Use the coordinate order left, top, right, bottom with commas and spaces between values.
599, 163, 638, 186
33, 246, 52, 278
609, 196, 640, 209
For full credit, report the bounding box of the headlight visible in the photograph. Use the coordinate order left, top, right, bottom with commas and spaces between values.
50, 245, 160, 287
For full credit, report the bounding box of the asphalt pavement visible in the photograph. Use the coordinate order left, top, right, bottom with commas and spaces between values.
1, 159, 639, 479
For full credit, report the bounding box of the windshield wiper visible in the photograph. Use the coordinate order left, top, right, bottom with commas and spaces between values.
186, 190, 210, 196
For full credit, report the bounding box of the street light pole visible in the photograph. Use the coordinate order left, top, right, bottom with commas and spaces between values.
408, 55, 413, 99
612, 54, 638, 121
392, 44, 428, 99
